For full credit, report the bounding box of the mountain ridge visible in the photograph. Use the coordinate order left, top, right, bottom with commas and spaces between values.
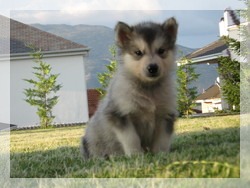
31, 24, 207, 90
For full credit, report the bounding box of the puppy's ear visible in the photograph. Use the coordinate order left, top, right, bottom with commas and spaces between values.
162, 17, 178, 47
115, 22, 133, 48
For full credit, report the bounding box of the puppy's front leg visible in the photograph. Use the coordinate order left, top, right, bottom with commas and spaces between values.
151, 114, 176, 153
113, 118, 143, 156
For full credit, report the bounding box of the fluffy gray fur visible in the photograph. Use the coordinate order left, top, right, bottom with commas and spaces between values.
81, 17, 178, 159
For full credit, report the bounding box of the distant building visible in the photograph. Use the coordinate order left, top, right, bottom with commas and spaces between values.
186, 8, 243, 113
0, 15, 90, 128
195, 84, 222, 113
87, 89, 100, 118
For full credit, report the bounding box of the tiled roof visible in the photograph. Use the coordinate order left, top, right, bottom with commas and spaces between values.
0, 123, 17, 130
225, 8, 240, 26
186, 39, 228, 59
196, 84, 221, 100
0, 15, 88, 55
0, 15, 10, 55
87, 89, 100, 117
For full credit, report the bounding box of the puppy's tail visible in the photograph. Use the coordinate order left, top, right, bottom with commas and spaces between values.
80, 136, 90, 160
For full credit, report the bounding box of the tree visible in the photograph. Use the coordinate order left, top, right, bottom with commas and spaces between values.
24, 47, 62, 128
177, 57, 200, 117
217, 55, 240, 111
217, 9, 242, 112
239, 1, 250, 114
96, 45, 118, 97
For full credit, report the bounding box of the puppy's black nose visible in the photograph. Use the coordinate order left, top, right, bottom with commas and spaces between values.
147, 64, 158, 75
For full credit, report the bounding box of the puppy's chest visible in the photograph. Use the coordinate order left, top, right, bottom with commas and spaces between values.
131, 92, 167, 134
130, 112, 156, 147
130, 97, 165, 127
136, 92, 167, 116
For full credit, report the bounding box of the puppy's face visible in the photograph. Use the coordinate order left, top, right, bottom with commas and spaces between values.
115, 18, 178, 84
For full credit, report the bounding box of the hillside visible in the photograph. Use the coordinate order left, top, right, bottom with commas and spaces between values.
32, 24, 198, 89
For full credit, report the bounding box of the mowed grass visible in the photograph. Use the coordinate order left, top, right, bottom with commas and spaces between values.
10, 115, 240, 178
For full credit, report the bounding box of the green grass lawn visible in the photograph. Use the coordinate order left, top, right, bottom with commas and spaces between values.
10, 115, 240, 178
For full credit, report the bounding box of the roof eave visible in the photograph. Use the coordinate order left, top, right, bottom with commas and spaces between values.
191, 52, 224, 63
8, 47, 90, 60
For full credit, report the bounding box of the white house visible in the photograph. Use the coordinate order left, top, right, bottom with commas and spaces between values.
0, 15, 90, 128
195, 83, 222, 113
186, 8, 243, 113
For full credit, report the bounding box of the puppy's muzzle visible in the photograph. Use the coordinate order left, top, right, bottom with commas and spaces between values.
147, 64, 159, 77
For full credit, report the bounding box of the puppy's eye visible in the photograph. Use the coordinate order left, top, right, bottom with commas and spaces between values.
134, 50, 143, 57
158, 48, 165, 55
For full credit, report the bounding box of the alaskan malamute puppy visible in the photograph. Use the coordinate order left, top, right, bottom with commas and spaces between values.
81, 17, 178, 159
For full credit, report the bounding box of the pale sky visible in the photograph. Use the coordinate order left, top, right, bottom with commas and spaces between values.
0, 0, 246, 48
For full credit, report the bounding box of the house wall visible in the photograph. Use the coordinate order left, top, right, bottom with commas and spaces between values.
197, 99, 222, 113
228, 26, 241, 62
228, 27, 240, 40
0, 59, 10, 124
10, 55, 89, 127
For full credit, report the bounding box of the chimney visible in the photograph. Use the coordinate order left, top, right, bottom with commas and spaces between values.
219, 9, 230, 37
